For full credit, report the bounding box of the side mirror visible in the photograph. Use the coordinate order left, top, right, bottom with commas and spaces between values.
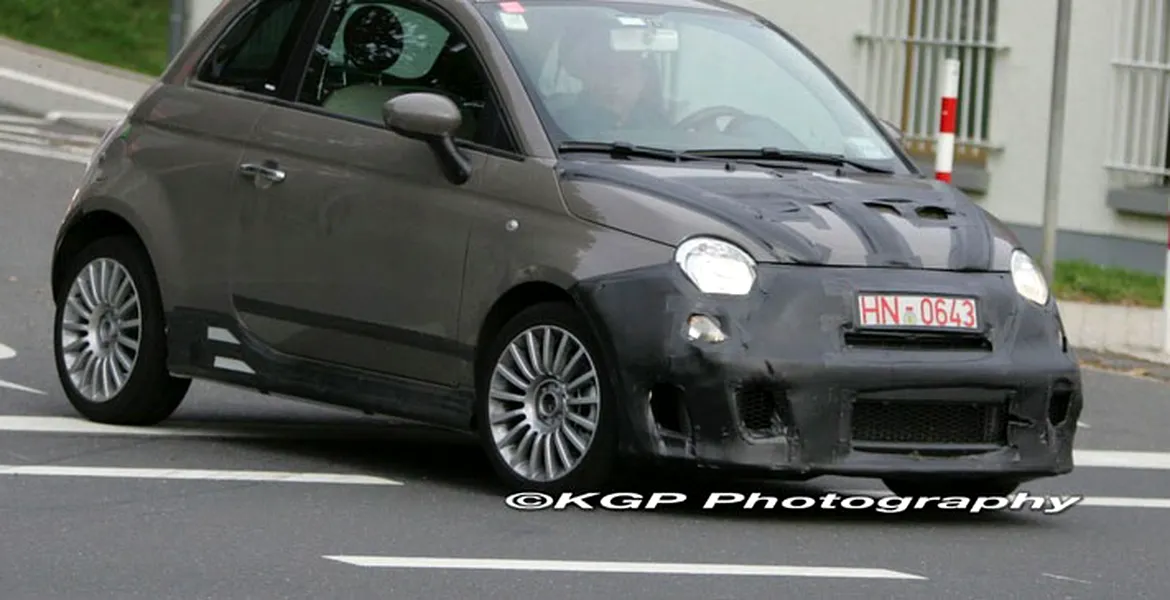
879, 118, 904, 142
382, 92, 472, 185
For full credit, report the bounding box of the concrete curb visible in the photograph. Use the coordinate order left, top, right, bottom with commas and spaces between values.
1074, 347, 1170, 382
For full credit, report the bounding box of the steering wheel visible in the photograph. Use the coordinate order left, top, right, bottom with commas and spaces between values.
674, 105, 748, 133
674, 104, 809, 151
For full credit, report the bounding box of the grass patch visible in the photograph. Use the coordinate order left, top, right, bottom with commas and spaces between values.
0, 0, 169, 75
1053, 260, 1164, 307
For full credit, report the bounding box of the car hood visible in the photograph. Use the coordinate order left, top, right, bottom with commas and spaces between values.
559, 160, 1019, 270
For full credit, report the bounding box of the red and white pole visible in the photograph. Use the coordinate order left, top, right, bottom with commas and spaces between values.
935, 59, 961, 183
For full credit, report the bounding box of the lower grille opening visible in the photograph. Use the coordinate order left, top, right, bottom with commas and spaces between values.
735, 381, 793, 439
649, 383, 689, 436
844, 331, 992, 351
1048, 381, 1074, 425
850, 399, 1007, 446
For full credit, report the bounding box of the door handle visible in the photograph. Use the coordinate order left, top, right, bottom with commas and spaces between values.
239, 162, 286, 184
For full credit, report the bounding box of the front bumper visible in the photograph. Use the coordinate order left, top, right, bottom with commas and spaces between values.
570, 263, 1082, 482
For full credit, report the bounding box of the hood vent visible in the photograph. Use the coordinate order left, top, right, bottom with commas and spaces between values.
864, 202, 900, 216
915, 205, 953, 220
864, 202, 953, 221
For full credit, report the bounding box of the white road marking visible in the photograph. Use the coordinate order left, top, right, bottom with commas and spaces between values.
0, 464, 402, 485
1074, 449, 1170, 470
0, 123, 101, 143
0, 380, 48, 395
0, 67, 135, 110
213, 356, 255, 374
207, 327, 240, 344
1075, 496, 1170, 509
321, 556, 926, 580
44, 110, 125, 123
1042, 573, 1092, 585
0, 415, 413, 440
0, 139, 90, 164
0, 343, 46, 394
0, 115, 44, 124
1077, 420, 1090, 429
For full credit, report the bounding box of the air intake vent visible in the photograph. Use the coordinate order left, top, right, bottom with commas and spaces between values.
850, 399, 1008, 446
734, 381, 793, 439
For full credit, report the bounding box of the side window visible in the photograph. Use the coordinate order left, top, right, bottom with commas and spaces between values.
196, 0, 314, 96
296, 0, 515, 152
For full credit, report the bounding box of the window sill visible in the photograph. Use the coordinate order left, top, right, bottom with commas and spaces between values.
1107, 185, 1170, 217
909, 157, 989, 195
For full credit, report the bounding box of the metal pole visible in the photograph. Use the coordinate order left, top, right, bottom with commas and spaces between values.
1040, 0, 1073, 282
1163, 197, 1169, 353
169, 0, 187, 61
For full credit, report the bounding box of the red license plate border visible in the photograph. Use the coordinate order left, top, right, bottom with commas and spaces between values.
854, 292, 981, 331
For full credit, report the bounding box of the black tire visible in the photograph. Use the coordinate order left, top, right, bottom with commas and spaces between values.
475, 301, 619, 493
52, 235, 191, 425
882, 477, 1021, 498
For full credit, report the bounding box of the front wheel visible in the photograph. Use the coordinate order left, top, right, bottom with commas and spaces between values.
52, 235, 191, 425
882, 477, 1021, 498
476, 302, 619, 493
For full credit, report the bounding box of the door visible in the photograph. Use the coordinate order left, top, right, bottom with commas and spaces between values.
229, 0, 522, 387
149, 0, 317, 311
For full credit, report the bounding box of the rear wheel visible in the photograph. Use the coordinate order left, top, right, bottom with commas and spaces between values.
52, 236, 191, 425
476, 302, 618, 493
882, 477, 1021, 498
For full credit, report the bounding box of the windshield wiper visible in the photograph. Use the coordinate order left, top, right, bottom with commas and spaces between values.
557, 141, 712, 163
686, 147, 895, 174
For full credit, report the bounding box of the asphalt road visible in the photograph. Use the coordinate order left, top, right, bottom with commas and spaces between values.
3, 132, 1170, 600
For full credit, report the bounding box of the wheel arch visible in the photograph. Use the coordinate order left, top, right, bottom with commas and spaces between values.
468, 278, 624, 434
52, 209, 160, 305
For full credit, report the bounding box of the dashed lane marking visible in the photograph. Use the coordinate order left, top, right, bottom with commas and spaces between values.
0, 415, 412, 440
0, 343, 47, 395
321, 556, 927, 580
0, 464, 403, 485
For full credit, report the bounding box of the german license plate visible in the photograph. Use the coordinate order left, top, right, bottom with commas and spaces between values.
857, 294, 978, 330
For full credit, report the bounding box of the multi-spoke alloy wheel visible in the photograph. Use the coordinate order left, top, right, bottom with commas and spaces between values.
488, 325, 601, 482
52, 236, 191, 425
477, 302, 617, 491
59, 257, 142, 402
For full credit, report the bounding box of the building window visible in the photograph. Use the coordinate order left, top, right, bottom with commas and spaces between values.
1106, 0, 1170, 188
855, 0, 1003, 166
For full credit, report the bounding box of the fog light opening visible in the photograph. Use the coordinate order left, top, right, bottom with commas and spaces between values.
649, 383, 690, 436
1048, 382, 1073, 426
686, 314, 726, 343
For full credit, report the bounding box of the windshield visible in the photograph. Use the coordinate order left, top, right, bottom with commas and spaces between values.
479, 1, 908, 171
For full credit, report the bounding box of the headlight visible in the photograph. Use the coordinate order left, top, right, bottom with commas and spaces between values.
674, 237, 757, 296
1011, 249, 1049, 306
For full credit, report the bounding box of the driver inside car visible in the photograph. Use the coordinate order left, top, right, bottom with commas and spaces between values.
552, 21, 673, 138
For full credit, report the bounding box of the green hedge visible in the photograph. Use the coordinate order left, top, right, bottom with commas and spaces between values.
0, 0, 169, 75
